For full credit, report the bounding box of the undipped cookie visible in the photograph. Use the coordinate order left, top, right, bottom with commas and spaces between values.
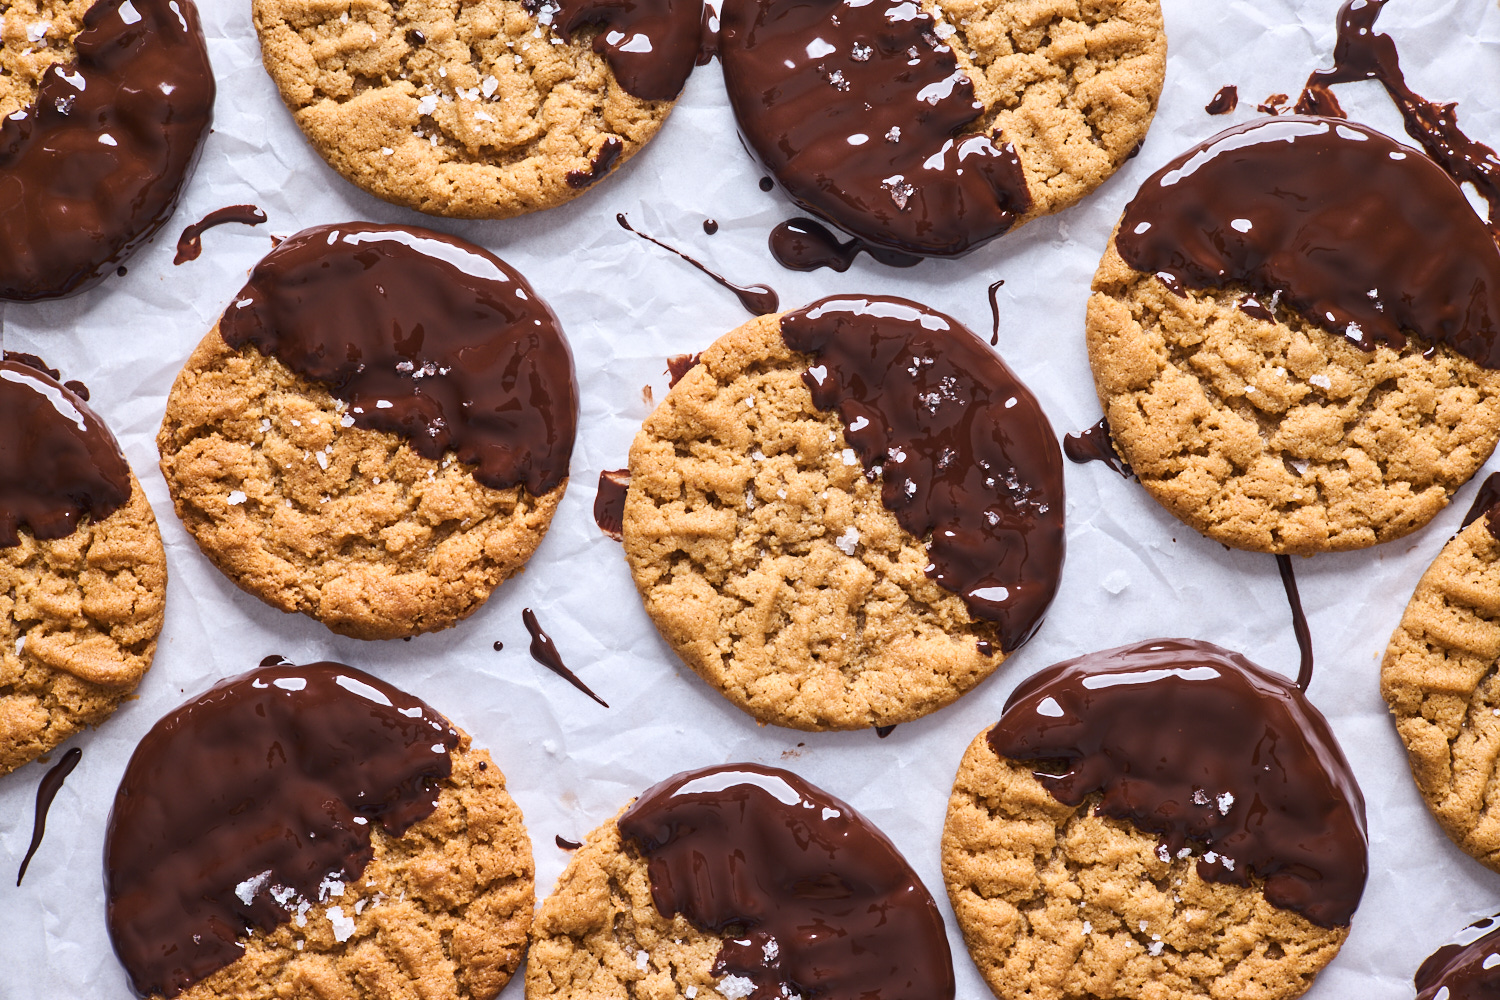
621, 296, 1065, 731
157, 223, 578, 641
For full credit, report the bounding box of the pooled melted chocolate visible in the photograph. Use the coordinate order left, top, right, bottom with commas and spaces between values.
219, 223, 578, 496
522, 608, 609, 707
1116, 115, 1500, 368
720, 0, 1031, 258
175, 205, 268, 264
1416, 915, 1500, 1000
780, 296, 1065, 651
0, 0, 215, 300
537, 0, 704, 101
617, 764, 955, 1000
0, 357, 131, 548
104, 661, 459, 998
988, 638, 1368, 929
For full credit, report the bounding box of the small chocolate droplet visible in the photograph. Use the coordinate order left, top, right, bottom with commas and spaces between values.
759, 176, 774, 192
492, 641, 504, 651
703, 219, 719, 235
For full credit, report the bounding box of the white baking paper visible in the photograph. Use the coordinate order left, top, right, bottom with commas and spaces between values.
5, 0, 1500, 996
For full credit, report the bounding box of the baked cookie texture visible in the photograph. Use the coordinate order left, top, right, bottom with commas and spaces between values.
0, 474, 166, 775
942, 732, 1347, 1000
938, 0, 1166, 224
164, 738, 535, 1000
252, 0, 674, 218
157, 329, 565, 641
527, 807, 731, 1000
1087, 233, 1500, 554
622, 312, 1008, 732
1382, 513, 1500, 872
0, 0, 95, 119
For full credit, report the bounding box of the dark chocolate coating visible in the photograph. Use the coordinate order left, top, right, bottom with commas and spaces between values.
1416, 915, 1500, 1000
617, 763, 954, 1000
720, 0, 1030, 258
988, 638, 1368, 929
1116, 115, 1500, 368
0, 0, 215, 300
0, 358, 131, 548
593, 469, 630, 541
104, 662, 459, 998
541, 0, 704, 100
219, 223, 578, 496
767, 218, 922, 273
780, 296, 1065, 651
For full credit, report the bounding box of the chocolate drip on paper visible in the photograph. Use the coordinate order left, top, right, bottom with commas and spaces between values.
174, 205, 268, 264
565, 137, 623, 189
702, 219, 719, 235
1206, 85, 1238, 116
219, 223, 579, 496
875, 725, 895, 739
1063, 418, 1131, 478
985, 279, 1005, 346
104, 662, 459, 998
780, 296, 1065, 652
15, 746, 82, 886
537, 0, 704, 100
522, 608, 608, 707
555, 835, 582, 850
0, 358, 131, 548
617, 213, 779, 315
1116, 116, 1500, 369
1297, 0, 1500, 241
1416, 915, 1500, 1000
3, 350, 89, 399
618, 763, 955, 1000
666, 352, 702, 387
1275, 555, 1314, 691
0, 0, 215, 300
988, 638, 1368, 929
1460, 471, 1500, 543
720, 0, 1032, 258
767, 218, 922, 273
594, 469, 630, 541
696, 4, 719, 64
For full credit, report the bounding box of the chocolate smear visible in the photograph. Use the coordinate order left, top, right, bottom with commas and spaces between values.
721, 0, 1031, 258
174, 205, 268, 265
666, 352, 702, 387
565, 137, 623, 189
1116, 115, 1500, 369
1460, 470, 1500, 543
1206, 85, 1238, 116
780, 296, 1065, 652
1276, 555, 1314, 691
1063, 418, 1132, 479
986, 279, 1005, 346
617, 213, 779, 315
1416, 914, 1500, 1000
0, 0, 215, 300
219, 223, 578, 496
594, 469, 631, 541
0, 357, 131, 548
989, 638, 1368, 929
522, 608, 608, 707
767, 218, 922, 273
104, 661, 460, 998
555, 835, 583, 850
538, 0, 704, 100
1257, 93, 1290, 115
15, 746, 82, 886
618, 763, 955, 1000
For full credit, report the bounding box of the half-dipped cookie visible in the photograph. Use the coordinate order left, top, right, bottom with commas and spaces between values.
157, 223, 578, 640
943, 638, 1367, 1000
1, 353, 166, 774
104, 658, 535, 1000
528, 763, 954, 1000
622, 296, 1065, 730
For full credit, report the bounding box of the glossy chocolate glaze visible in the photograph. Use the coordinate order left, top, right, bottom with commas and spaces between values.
1297, 0, 1500, 242
781, 296, 1065, 651
219, 223, 578, 496
618, 763, 955, 1000
988, 638, 1368, 928
767, 218, 922, 273
721, 0, 1031, 258
15, 746, 82, 886
594, 469, 630, 541
538, 0, 703, 101
104, 661, 459, 998
1206, 85, 1238, 115
0, 0, 215, 300
1117, 116, 1500, 368
1416, 915, 1500, 1000
1063, 418, 1132, 479
0, 357, 131, 548
617, 213, 779, 315
174, 205, 268, 265
1275, 555, 1314, 691
522, 608, 609, 707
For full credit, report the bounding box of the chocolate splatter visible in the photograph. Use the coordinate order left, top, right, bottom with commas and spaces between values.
594, 469, 631, 541
174, 205, 267, 264
555, 835, 583, 850
703, 219, 719, 235
493, 640, 504, 651
767, 218, 922, 273
1257, 92, 1290, 115
666, 352, 702, 387
522, 608, 608, 708
15, 746, 83, 886
758, 176, 774, 192
617, 213, 779, 315
986, 279, 1005, 347
1063, 418, 1131, 479
1206, 85, 1238, 115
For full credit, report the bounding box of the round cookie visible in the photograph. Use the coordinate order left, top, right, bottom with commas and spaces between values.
1, 355, 167, 775
252, 0, 702, 219
942, 639, 1367, 1000
621, 297, 1065, 731
720, 0, 1165, 257
528, 763, 953, 1000
157, 223, 578, 641
1086, 115, 1500, 554
104, 660, 534, 1000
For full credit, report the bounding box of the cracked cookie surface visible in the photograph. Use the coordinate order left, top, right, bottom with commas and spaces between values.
622, 313, 1009, 732
1086, 234, 1500, 553
252, 0, 676, 218
0, 0, 95, 119
157, 328, 565, 640
0, 473, 166, 774
942, 732, 1346, 1000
